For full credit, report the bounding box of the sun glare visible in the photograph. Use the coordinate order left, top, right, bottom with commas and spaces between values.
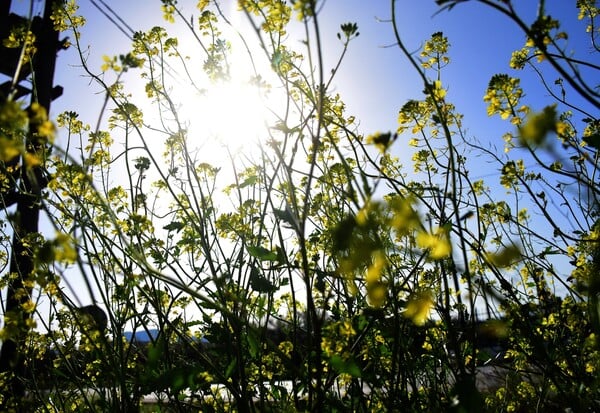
176, 9, 281, 163
189, 78, 270, 153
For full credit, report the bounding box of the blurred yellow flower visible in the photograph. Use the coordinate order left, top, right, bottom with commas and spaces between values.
366, 250, 387, 308
404, 291, 433, 326
416, 229, 451, 259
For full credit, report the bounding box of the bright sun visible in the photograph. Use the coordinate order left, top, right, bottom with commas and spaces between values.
189, 78, 270, 154
176, 11, 279, 164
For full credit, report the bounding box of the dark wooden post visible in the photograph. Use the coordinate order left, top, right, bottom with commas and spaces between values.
0, 0, 9, 19
0, 0, 63, 407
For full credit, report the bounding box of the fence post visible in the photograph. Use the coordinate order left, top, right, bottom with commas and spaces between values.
0, 0, 63, 406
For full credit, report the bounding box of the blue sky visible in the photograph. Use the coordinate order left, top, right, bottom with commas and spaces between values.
6, 0, 587, 154
323, 1, 589, 138
9, 1, 590, 139
41, 0, 590, 165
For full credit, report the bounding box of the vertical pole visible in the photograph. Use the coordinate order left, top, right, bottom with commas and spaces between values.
0, 0, 10, 18
0, 0, 61, 407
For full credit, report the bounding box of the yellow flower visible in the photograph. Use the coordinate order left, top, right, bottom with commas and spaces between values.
519, 105, 558, 146
25, 318, 37, 329
366, 132, 395, 153
339, 320, 356, 338
0, 137, 22, 162
486, 244, 521, 268
586, 362, 595, 373
21, 300, 36, 313
38, 120, 56, 140
416, 229, 451, 259
161, 4, 176, 23
197, 0, 209, 11
366, 250, 387, 308
389, 196, 420, 236
431, 80, 447, 100
404, 292, 433, 326
24, 152, 41, 168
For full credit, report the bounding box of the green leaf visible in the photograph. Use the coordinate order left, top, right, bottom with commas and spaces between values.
147, 338, 165, 366
449, 376, 484, 412
486, 244, 521, 268
519, 105, 557, 146
332, 215, 357, 252
249, 266, 276, 293
171, 371, 186, 392
583, 132, 600, 150
163, 221, 185, 232
225, 359, 237, 379
247, 245, 278, 261
271, 121, 299, 134
329, 354, 362, 378
274, 207, 299, 231
239, 175, 258, 188
246, 330, 260, 358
